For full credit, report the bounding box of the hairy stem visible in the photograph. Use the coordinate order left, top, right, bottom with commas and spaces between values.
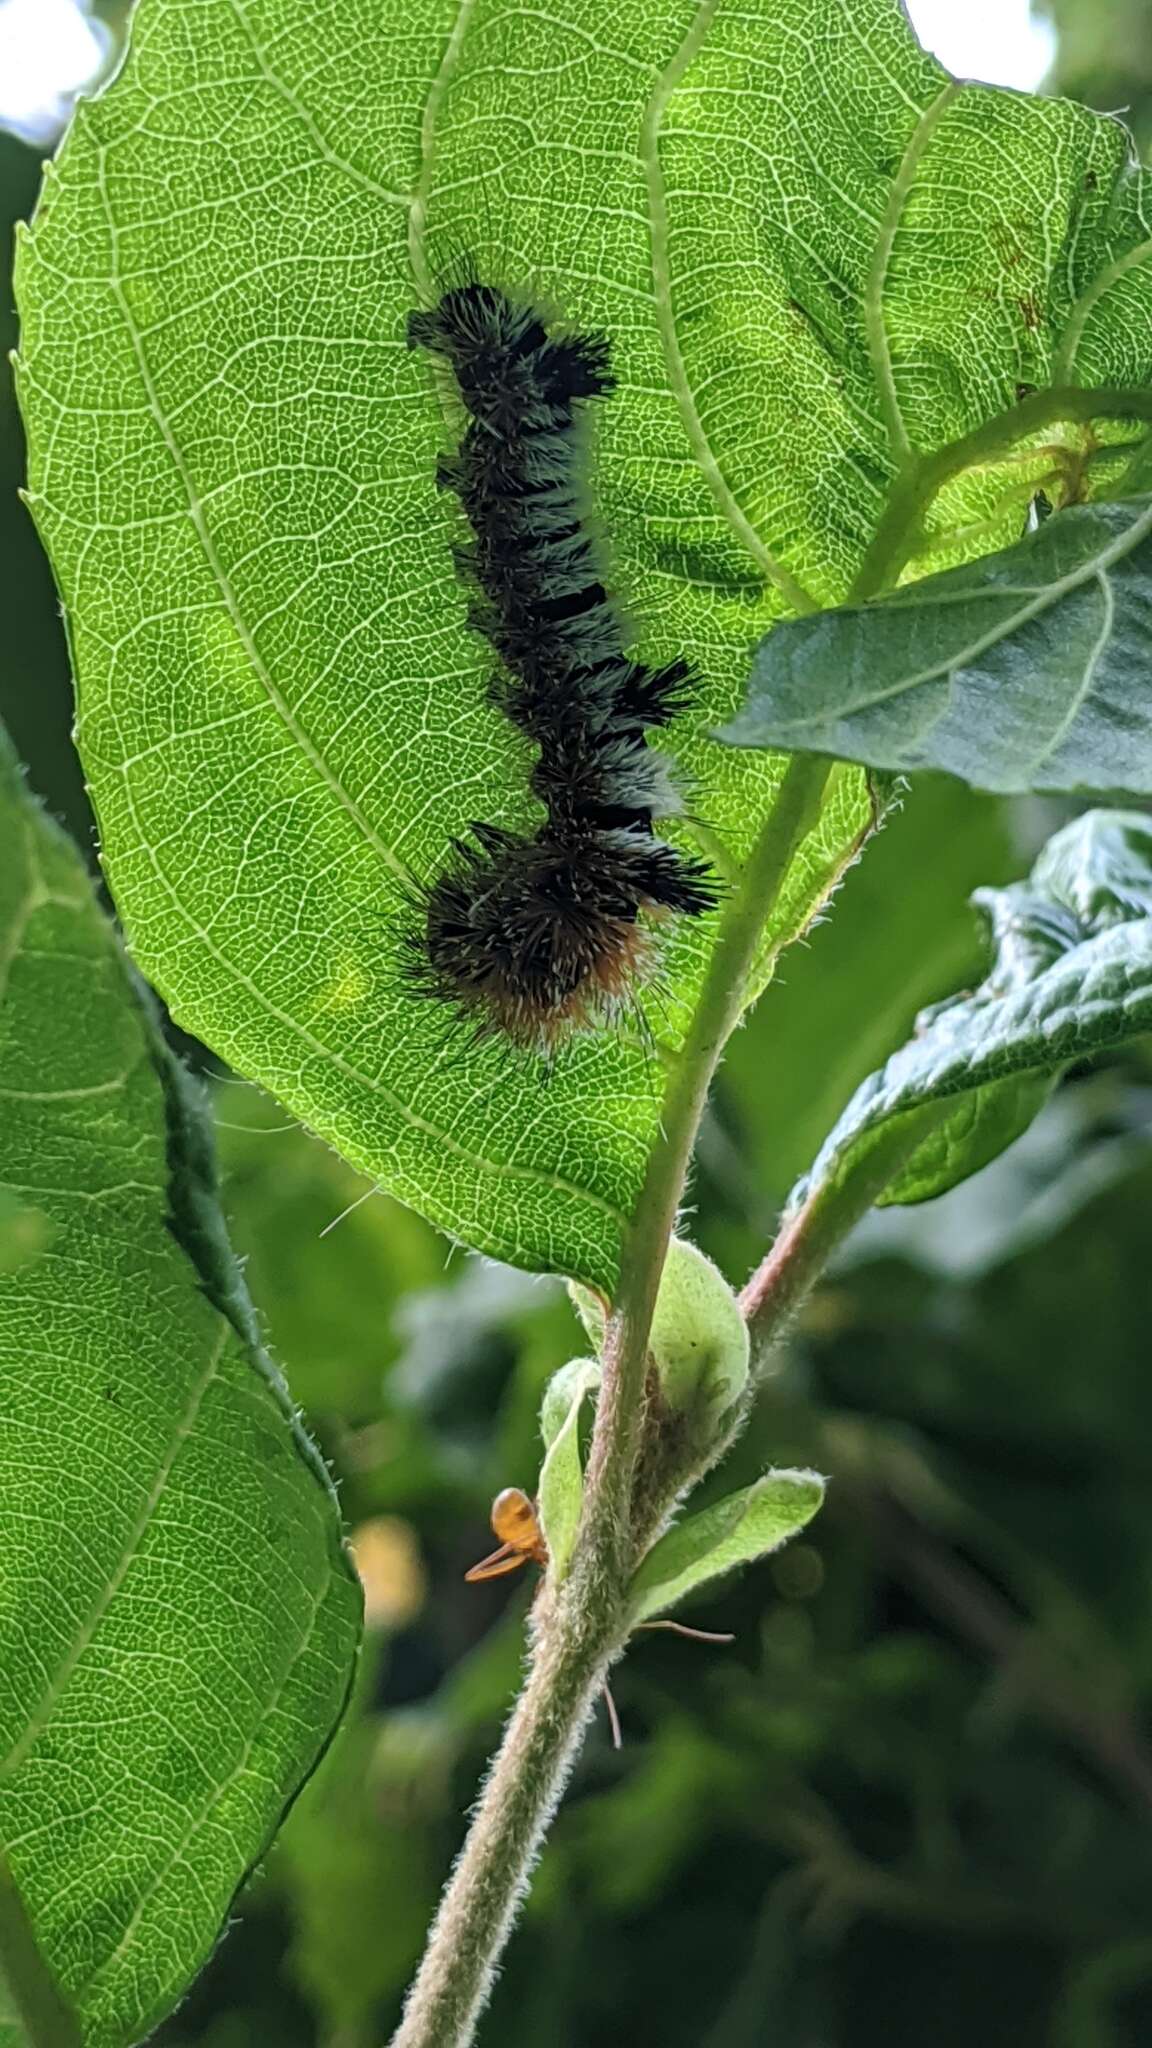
389, 1602, 617, 2048
389, 752, 831, 2048
392, 375, 1152, 2048
740, 1104, 948, 1374
0, 1853, 82, 2048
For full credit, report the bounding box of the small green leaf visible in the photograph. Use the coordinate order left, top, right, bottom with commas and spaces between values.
722, 496, 1152, 794
540, 1355, 602, 1454
571, 1238, 748, 1427
792, 809, 1152, 1214
1026, 806, 1152, 926
0, 730, 361, 2047
646, 1239, 749, 1418
567, 1282, 608, 1357
537, 1360, 600, 1583
628, 1470, 825, 1624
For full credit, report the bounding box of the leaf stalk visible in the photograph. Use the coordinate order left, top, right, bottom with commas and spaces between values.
849, 383, 1152, 603
739, 1106, 949, 1376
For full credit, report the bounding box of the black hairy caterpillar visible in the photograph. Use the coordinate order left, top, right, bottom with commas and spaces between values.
405, 281, 714, 1050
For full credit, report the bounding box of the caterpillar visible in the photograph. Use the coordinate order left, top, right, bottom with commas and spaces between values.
405, 281, 714, 1051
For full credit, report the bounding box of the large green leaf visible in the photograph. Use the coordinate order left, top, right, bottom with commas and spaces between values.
0, 133, 90, 846
722, 495, 1152, 792
790, 810, 1152, 1216
16, 0, 1152, 1286
0, 732, 360, 2047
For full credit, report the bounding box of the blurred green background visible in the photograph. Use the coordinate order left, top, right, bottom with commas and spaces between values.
5, 5, 1152, 2044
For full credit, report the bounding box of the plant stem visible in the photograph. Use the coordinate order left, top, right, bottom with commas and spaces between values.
0, 1853, 83, 2048
580, 753, 832, 1580
391, 375, 1152, 2048
732, 387, 1152, 1357
740, 1104, 948, 1374
389, 751, 831, 2048
389, 1603, 616, 2048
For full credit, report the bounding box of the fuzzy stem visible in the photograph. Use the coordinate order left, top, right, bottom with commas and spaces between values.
389, 378, 1152, 2048
740, 1104, 949, 1372
389, 752, 831, 2048
389, 1602, 616, 2048
0, 1853, 82, 2048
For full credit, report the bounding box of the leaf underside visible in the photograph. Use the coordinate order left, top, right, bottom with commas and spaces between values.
15, 0, 1152, 1282
794, 810, 1152, 1213
629, 1469, 825, 1622
0, 731, 361, 2048
723, 495, 1152, 793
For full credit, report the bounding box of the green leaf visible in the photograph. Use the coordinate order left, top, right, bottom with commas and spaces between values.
0, 1849, 82, 2048
14, 0, 888, 1291
539, 1355, 602, 1455
18, 0, 1152, 1285
537, 1359, 600, 1583
792, 809, 1152, 1214
722, 496, 1152, 793
570, 1236, 748, 1423
0, 730, 361, 2047
24, 0, 1152, 1285
644, 1238, 749, 1422
628, 1470, 825, 1624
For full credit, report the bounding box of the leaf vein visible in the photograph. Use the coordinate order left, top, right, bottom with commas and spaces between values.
0, 1322, 231, 1788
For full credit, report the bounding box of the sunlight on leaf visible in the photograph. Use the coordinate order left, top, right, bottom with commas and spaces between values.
16, 0, 1152, 1283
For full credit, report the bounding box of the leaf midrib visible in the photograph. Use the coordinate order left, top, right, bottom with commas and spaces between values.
864, 80, 965, 462
640, 0, 819, 617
